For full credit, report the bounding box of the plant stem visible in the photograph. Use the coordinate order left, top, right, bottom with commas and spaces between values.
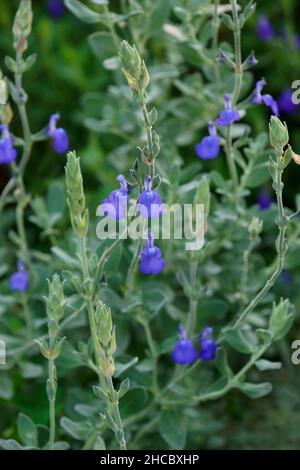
187, 261, 198, 335
212, 0, 220, 81
240, 238, 256, 304
78, 237, 127, 450
230, 0, 243, 105
233, 166, 287, 329
224, 126, 239, 190
107, 377, 127, 450
48, 356, 56, 450
125, 217, 146, 294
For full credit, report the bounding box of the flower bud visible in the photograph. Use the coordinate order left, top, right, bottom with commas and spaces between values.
269, 116, 289, 149
46, 274, 65, 321
269, 299, 294, 341
248, 217, 263, 240
13, 0, 33, 54
99, 356, 115, 378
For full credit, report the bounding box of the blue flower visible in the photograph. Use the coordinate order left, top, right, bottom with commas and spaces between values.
140, 232, 165, 275
195, 121, 221, 160
48, 113, 69, 153
199, 327, 217, 362
9, 262, 29, 292
257, 189, 272, 210
47, 0, 65, 18
101, 175, 129, 220
172, 325, 198, 365
0, 125, 17, 165
278, 88, 298, 116
256, 15, 275, 42
138, 176, 163, 218
216, 95, 240, 127
253, 80, 279, 115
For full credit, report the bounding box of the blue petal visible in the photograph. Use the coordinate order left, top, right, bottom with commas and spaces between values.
195, 136, 220, 160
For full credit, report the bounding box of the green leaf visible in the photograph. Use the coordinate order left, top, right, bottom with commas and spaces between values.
159, 410, 187, 449
118, 378, 130, 398
65, 0, 106, 23
222, 13, 234, 30
93, 436, 106, 450
119, 387, 148, 418
0, 375, 13, 400
47, 181, 66, 215
60, 417, 93, 440
239, 382, 273, 399
52, 441, 70, 450
148, 0, 171, 34
215, 348, 233, 378
88, 32, 115, 61
0, 439, 24, 450
17, 413, 38, 447
19, 361, 44, 379
255, 359, 282, 371
51, 246, 80, 269
224, 327, 255, 354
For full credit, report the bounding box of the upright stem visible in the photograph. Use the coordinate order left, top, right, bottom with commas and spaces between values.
48, 356, 56, 450
230, 0, 243, 105
233, 167, 287, 328
212, 0, 220, 81
142, 104, 155, 177
125, 217, 146, 294
187, 262, 198, 335
78, 237, 127, 450
224, 126, 239, 190
107, 377, 127, 450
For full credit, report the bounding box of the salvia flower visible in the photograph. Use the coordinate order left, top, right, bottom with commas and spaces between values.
47, 0, 65, 18
172, 325, 198, 365
48, 113, 69, 153
199, 327, 217, 362
138, 175, 163, 218
140, 232, 165, 275
257, 189, 272, 210
0, 124, 17, 165
253, 80, 279, 115
101, 175, 129, 220
256, 15, 275, 42
195, 121, 221, 160
216, 95, 240, 127
9, 261, 29, 292
278, 88, 298, 116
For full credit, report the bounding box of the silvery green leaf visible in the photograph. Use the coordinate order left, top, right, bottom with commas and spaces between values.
222, 13, 234, 30
93, 436, 106, 450
93, 385, 109, 401
0, 376, 13, 400
159, 410, 187, 449
4, 56, 18, 73
52, 441, 70, 450
118, 378, 130, 398
88, 0, 108, 4
60, 417, 93, 440
255, 359, 282, 371
17, 413, 38, 447
239, 382, 273, 399
0, 439, 24, 450
65, 0, 106, 23
224, 327, 255, 354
